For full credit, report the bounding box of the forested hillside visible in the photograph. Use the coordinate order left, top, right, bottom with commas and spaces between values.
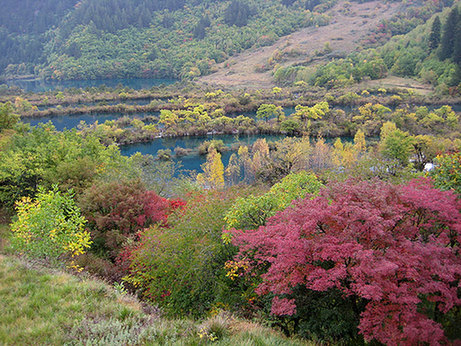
1, 0, 332, 80
3, 0, 455, 83
0, 0, 76, 76
273, 1, 461, 93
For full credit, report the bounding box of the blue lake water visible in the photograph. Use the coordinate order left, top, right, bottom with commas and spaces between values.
25, 112, 158, 131
23, 107, 296, 131
120, 134, 287, 173
21, 102, 459, 173
5, 78, 177, 93
36, 98, 155, 111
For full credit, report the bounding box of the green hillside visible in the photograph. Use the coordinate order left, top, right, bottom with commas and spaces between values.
2, 0, 457, 82
1, 0, 332, 80
274, 1, 461, 91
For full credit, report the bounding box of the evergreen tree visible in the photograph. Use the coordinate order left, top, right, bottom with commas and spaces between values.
453, 18, 461, 65
282, 0, 297, 6
440, 7, 458, 60
224, 1, 251, 27
193, 16, 211, 40
429, 16, 441, 51
305, 0, 320, 11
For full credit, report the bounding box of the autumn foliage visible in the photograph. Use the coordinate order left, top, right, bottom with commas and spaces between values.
78, 179, 170, 259
230, 178, 461, 345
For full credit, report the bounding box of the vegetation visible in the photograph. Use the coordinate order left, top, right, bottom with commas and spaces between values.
0, 0, 460, 344
230, 178, 461, 343
1, 0, 330, 80
0, 255, 307, 345
274, 1, 461, 95
10, 187, 90, 261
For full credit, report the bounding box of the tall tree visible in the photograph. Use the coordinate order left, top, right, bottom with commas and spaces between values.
453, 18, 461, 65
439, 7, 458, 60
429, 16, 442, 51
224, 1, 251, 27
196, 148, 225, 189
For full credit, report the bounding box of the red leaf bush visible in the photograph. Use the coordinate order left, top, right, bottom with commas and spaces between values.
79, 179, 170, 259
231, 178, 461, 345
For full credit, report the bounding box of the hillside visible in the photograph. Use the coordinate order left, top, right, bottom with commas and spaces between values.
0, 253, 308, 345
1, 0, 330, 80
199, 0, 401, 88
1, 0, 455, 85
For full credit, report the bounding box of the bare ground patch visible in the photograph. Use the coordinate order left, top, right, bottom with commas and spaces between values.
357, 76, 433, 95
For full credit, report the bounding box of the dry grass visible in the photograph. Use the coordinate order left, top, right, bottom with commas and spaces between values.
357, 76, 434, 95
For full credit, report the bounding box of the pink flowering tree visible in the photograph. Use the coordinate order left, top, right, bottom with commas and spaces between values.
230, 178, 461, 344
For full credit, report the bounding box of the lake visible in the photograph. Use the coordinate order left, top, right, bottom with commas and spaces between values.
120, 134, 287, 173
21, 102, 459, 173
4, 78, 177, 93
23, 107, 298, 131
25, 111, 158, 131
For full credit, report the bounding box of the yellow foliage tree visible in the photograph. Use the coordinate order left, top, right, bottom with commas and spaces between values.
197, 148, 225, 189
353, 129, 366, 154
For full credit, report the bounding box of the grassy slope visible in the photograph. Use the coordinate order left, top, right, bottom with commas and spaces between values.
0, 225, 309, 345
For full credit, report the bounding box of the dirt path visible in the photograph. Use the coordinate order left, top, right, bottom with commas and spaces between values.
199, 0, 401, 89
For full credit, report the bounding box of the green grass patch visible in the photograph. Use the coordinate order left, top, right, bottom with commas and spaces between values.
0, 255, 146, 344
0, 223, 10, 252
0, 255, 309, 345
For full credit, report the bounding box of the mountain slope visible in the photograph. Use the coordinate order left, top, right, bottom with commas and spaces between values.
199, 0, 401, 88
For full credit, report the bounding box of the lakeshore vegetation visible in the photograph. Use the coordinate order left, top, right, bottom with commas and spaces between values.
0, 0, 460, 345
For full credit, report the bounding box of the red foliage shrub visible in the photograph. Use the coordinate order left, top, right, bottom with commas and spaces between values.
79, 179, 170, 259
231, 178, 461, 345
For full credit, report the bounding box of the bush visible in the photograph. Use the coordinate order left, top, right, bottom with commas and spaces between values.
78, 179, 170, 260
231, 178, 461, 344
430, 152, 461, 195
10, 186, 91, 260
0, 125, 127, 209
224, 171, 323, 231
124, 188, 258, 318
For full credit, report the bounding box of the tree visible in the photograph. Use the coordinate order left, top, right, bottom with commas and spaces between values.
380, 128, 414, 166
440, 8, 458, 60
231, 179, 461, 344
256, 104, 283, 122
225, 153, 241, 186
124, 188, 253, 317
353, 129, 366, 154
78, 179, 170, 259
429, 16, 442, 51
197, 148, 225, 189
0, 125, 127, 209
193, 16, 211, 40
453, 18, 461, 65
280, 118, 300, 135
0, 102, 19, 131
294, 102, 329, 123
430, 152, 461, 194
224, 171, 322, 231
224, 1, 251, 27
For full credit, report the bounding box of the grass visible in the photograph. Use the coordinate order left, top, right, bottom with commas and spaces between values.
0, 222, 10, 253
0, 243, 309, 345
0, 254, 146, 344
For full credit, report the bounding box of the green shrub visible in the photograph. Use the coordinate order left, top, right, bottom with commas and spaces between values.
224, 171, 323, 231
10, 186, 91, 260
430, 152, 461, 195
124, 187, 259, 317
